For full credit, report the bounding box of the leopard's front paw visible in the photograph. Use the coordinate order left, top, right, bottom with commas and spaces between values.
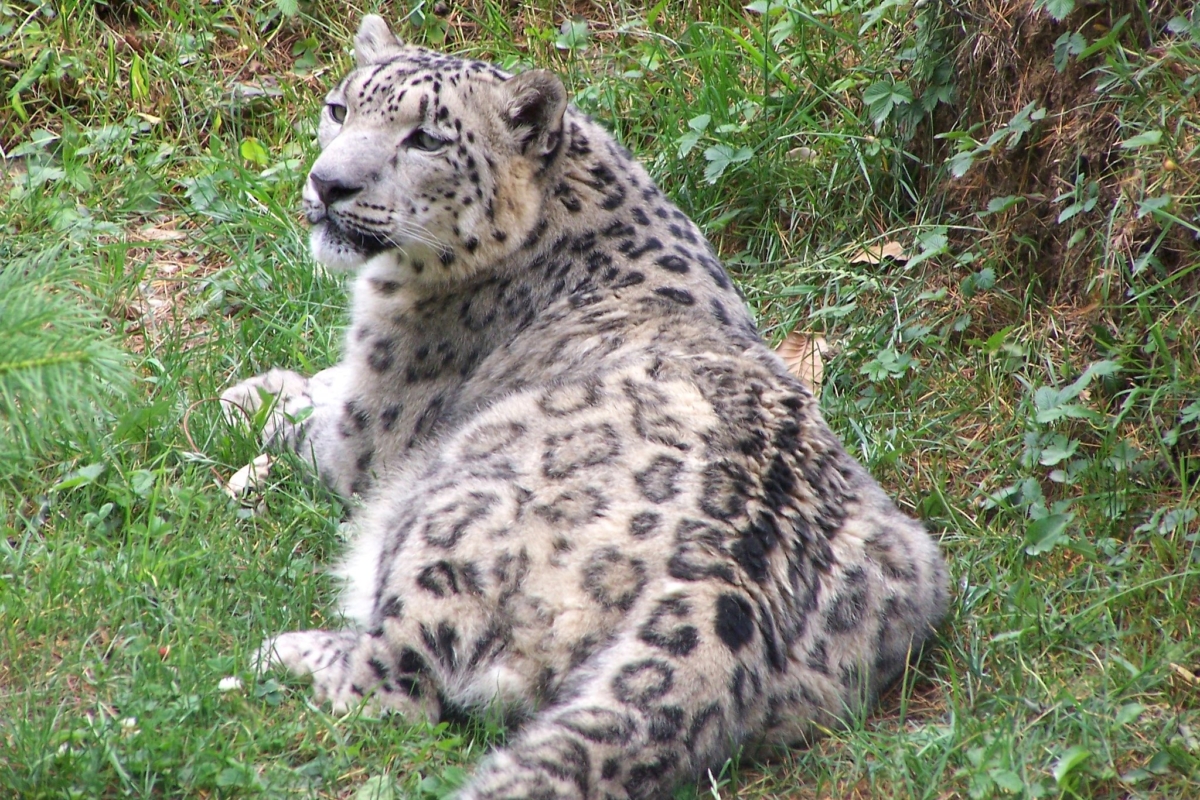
255, 630, 365, 713
220, 368, 313, 447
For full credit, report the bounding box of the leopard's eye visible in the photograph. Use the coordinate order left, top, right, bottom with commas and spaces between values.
406, 128, 449, 152
327, 103, 347, 124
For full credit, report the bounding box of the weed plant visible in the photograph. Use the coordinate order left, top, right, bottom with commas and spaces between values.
1, 1, 1196, 798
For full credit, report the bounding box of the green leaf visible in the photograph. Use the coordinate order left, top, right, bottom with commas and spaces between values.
676, 131, 701, 157
1025, 513, 1072, 556
274, 0, 298, 16
1053, 32, 1086, 72
702, 144, 753, 184
981, 325, 1015, 355
1053, 745, 1092, 785
1120, 130, 1162, 149
862, 80, 913, 127
1039, 435, 1079, 466
990, 768, 1024, 793
1137, 194, 1171, 218
113, 399, 172, 443
10, 47, 53, 101
981, 195, 1023, 215
353, 775, 397, 800
555, 18, 590, 51
55, 462, 107, 491
216, 766, 247, 787
1115, 702, 1146, 726
1037, 0, 1076, 22
239, 137, 270, 166
949, 149, 978, 178
687, 114, 712, 132
745, 0, 788, 15
130, 53, 150, 102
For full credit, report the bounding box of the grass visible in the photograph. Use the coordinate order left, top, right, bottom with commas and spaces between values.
2, 0, 1198, 798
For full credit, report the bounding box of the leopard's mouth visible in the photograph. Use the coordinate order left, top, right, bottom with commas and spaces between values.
315, 216, 392, 257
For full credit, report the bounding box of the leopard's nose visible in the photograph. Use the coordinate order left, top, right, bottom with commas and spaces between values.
309, 174, 362, 207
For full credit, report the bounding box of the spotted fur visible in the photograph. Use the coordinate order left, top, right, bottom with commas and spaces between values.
221, 15, 948, 799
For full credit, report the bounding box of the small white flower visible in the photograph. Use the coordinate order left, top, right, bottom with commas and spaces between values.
121, 717, 137, 729
218, 676, 244, 692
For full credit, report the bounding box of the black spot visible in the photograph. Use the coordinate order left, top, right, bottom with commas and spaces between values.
535, 485, 608, 526
668, 519, 735, 583
629, 510, 661, 538
461, 420, 526, 458
728, 664, 761, 713
710, 298, 729, 323
518, 735, 591, 795
583, 547, 648, 612
416, 560, 464, 597
410, 393, 446, 444
634, 455, 684, 503
653, 286, 695, 306
731, 514, 781, 584
379, 595, 403, 619
730, 533, 769, 584
625, 752, 677, 800
611, 271, 646, 290
864, 534, 918, 582
557, 707, 637, 745
684, 702, 724, 757
612, 658, 674, 706
763, 455, 796, 511
601, 220, 636, 239
655, 255, 690, 274
542, 423, 621, 479
701, 254, 733, 289
638, 596, 699, 656
714, 593, 755, 652
825, 567, 870, 633
700, 462, 750, 520
380, 403, 402, 431
540, 381, 602, 416
522, 218, 549, 249
343, 400, 371, 432
648, 705, 685, 742
467, 622, 508, 669
397, 646, 429, 675
420, 621, 459, 670
621, 237, 663, 259
367, 337, 396, 372
369, 278, 400, 295
420, 491, 498, 548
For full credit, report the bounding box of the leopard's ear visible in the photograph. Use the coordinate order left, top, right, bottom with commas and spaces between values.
502, 69, 567, 159
354, 15, 403, 67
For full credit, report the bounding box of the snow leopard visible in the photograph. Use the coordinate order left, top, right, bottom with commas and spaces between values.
221, 15, 949, 799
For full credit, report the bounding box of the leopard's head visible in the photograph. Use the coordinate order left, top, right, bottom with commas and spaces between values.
302, 16, 568, 281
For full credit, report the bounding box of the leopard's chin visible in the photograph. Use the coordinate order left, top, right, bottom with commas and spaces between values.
309, 220, 387, 272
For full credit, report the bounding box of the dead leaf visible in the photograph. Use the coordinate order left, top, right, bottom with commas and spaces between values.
777, 331, 832, 394
136, 224, 188, 242
849, 240, 908, 264
1171, 663, 1199, 687
223, 454, 272, 499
